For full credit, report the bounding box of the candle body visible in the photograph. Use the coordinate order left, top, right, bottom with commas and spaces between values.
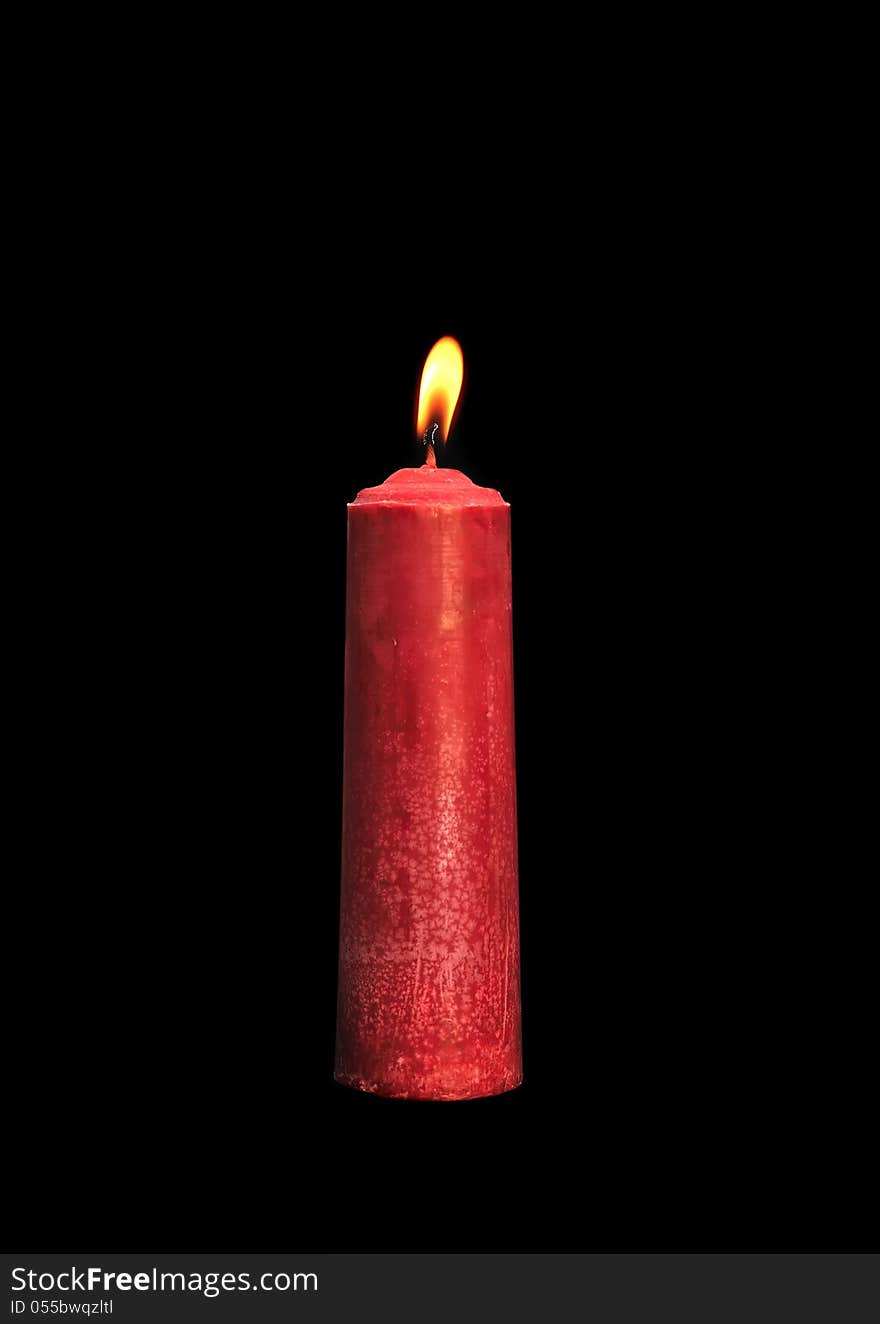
335, 466, 522, 1100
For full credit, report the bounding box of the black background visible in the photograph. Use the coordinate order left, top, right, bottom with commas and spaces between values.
9, 256, 872, 1256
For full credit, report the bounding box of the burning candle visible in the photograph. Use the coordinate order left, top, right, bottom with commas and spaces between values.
335, 337, 522, 1101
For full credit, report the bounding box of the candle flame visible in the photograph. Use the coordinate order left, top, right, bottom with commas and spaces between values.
417, 336, 464, 444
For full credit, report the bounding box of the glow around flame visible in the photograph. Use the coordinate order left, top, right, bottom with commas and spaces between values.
416, 336, 464, 442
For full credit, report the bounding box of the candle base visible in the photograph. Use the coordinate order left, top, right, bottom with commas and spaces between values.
333, 1068, 523, 1102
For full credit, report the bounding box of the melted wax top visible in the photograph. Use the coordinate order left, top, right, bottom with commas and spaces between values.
351, 466, 507, 508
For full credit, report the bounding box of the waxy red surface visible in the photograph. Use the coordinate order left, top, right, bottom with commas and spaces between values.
335, 466, 522, 1100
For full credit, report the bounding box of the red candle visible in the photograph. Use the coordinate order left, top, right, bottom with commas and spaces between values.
335, 339, 522, 1100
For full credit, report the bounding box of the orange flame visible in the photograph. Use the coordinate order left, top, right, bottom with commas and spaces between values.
417, 336, 464, 443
